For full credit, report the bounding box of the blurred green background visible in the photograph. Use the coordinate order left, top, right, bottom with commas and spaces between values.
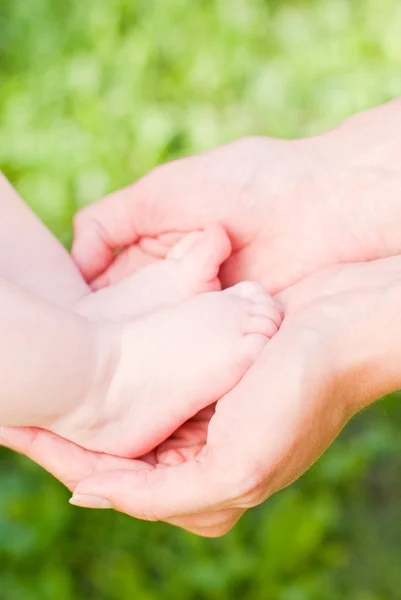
1, 0, 401, 598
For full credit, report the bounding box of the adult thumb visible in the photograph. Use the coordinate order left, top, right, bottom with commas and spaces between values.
70, 454, 231, 522
72, 158, 209, 282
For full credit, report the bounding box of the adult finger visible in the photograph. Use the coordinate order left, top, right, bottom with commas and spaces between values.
0, 426, 243, 535
72, 157, 210, 282
70, 451, 241, 522
0, 426, 150, 491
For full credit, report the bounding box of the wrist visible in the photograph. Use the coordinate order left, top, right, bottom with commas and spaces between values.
279, 255, 401, 416
326, 274, 401, 411
312, 99, 401, 261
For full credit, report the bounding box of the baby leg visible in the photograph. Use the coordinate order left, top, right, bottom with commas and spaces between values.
0, 174, 89, 306
53, 282, 283, 457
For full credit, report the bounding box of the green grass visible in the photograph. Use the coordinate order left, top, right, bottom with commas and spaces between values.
1, 1, 401, 598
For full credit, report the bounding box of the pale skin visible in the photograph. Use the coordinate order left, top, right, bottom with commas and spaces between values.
0, 174, 280, 458
4, 255, 401, 535
72, 98, 401, 294
3, 99, 401, 536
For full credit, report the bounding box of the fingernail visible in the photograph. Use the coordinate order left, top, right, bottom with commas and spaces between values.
69, 494, 112, 509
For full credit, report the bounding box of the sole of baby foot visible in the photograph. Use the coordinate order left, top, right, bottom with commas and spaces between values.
75, 224, 232, 322
61, 281, 283, 458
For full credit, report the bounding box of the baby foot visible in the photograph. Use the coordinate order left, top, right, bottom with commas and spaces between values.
75, 224, 231, 321
53, 282, 283, 458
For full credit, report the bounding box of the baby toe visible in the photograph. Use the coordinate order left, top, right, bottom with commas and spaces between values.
245, 314, 280, 339
249, 302, 283, 330
171, 225, 231, 293
225, 281, 267, 301
167, 231, 205, 261
240, 332, 269, 364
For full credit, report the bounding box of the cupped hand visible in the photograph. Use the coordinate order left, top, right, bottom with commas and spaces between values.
0, 406, 242, 536
3, 256, 401, 536
72, 101, 401, 294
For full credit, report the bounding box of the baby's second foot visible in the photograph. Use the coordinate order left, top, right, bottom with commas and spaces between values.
76, 224, 231, 321
53, 282, 283, 458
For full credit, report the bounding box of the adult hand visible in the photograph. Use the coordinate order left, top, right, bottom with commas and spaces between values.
72, 99, 401, 294
3, 256, 401, 536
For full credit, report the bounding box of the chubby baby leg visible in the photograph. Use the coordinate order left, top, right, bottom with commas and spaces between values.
52, 281, 283, 458
0, 174, 89, 306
